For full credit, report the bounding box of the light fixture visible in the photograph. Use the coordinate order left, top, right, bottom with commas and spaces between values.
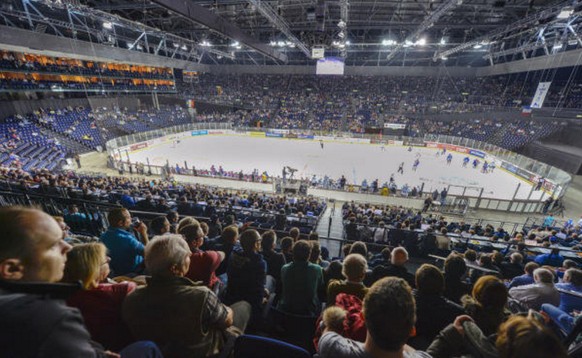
416, 38, 426, 46
557, 6, 574, 19
200, 40, 212, 47
403, 40, 413, 47
173, 43, 180, 48
473, 44, 483, 49
337, 20, 346, 28
181, 44, 188, 50
440, 38, 446, 45
382, 39, 396, 46
230, 41, 240, 47
102, 21, 113, 29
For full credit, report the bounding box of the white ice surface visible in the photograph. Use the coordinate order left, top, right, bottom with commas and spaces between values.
128, 134, 544, 201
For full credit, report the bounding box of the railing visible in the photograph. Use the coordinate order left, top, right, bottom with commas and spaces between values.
104, 124, 572, 214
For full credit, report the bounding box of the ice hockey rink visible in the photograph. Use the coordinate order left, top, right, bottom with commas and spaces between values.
127, 134, 548, 201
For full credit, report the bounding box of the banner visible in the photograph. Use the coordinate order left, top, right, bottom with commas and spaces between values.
298, 134, 315, 139
469, 149, 485, 158
266, 132, 283, 138
249, 131, 266, 137
383, 123, 406, 129
191, 130, 208, 136
130, 142, 147, 151
530, 82, 551, 109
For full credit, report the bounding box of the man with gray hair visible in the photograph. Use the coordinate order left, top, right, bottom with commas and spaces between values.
509, 267, 560, 310
123, 234, 251, 358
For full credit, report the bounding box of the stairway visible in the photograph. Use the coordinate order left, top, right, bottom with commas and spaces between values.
315, 200, 345, 258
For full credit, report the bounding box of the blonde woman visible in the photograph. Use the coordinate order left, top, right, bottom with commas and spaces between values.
62, 242, 136, 351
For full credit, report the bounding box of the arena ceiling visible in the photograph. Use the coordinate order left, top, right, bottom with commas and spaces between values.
2, 0, 582, 67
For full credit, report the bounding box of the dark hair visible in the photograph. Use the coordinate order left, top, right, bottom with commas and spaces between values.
292, 240, 312, 262
280, 237, 293, 252
150, 216, 169, 236
524, 262, 539, 275
444, 253, 467, 280
416, 264, 444, 295
261, 230, 277, 251
349, 241, 368, 258
464, 249, 477, 262
107, 207, 128, 227
239, 229, 261, 252
364, 277, 416, 351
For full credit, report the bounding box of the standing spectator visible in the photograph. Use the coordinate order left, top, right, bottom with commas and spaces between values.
278, 240, 324, 315
100, 208, 148, 276
212, 225, 240, 276
280, 236, 294, 263
224, 229, 267, 324
261, 230, 286, 294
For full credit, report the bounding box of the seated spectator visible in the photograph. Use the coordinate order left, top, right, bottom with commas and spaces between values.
150, 215, 171, 236
310, 241, 330, 269
500, 252, 524, 280
411, 264, 464, 348
179, 221, 224, 290
463, 249, 478, 267
318, 277, 431, 358
443, 253, 471, 304
555, 268, 582, 313
280, 236, 294, 263
508, 261, 539, 288
370, 247, 415, 287
541, 303, 581, 335
509, 268, 560, 310
100, 208, 148, 276
212, 225, 239, 276
261, 230, 286, 292
0, 207, 160, 357
224, 229, 267, 323
166, 210, 179, 233
278, 240, 324, 315
349, 241, 369, 259
470, 254, 500, 283
327, 253, 369, 306
461, 275, 509, 336
428, 312, 567, 358
122, 234, 251, 358
63, 242, 136, 351
535, 247, 565, 267
135, 194, 156, 212
289, 226, 301, 242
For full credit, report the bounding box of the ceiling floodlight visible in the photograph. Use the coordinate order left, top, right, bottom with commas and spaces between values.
403, 40, 414, 47
200, 40, 212, 47
473, 44, 483, 49
338, 20, 346, 28
338, 31, 346, 39
382, 39, 396, 46
416, 38, 427, 46
102, 21, 113, 29
557, 6, 574, 19
440, 38, 446, 45
181, 44, 188, 50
